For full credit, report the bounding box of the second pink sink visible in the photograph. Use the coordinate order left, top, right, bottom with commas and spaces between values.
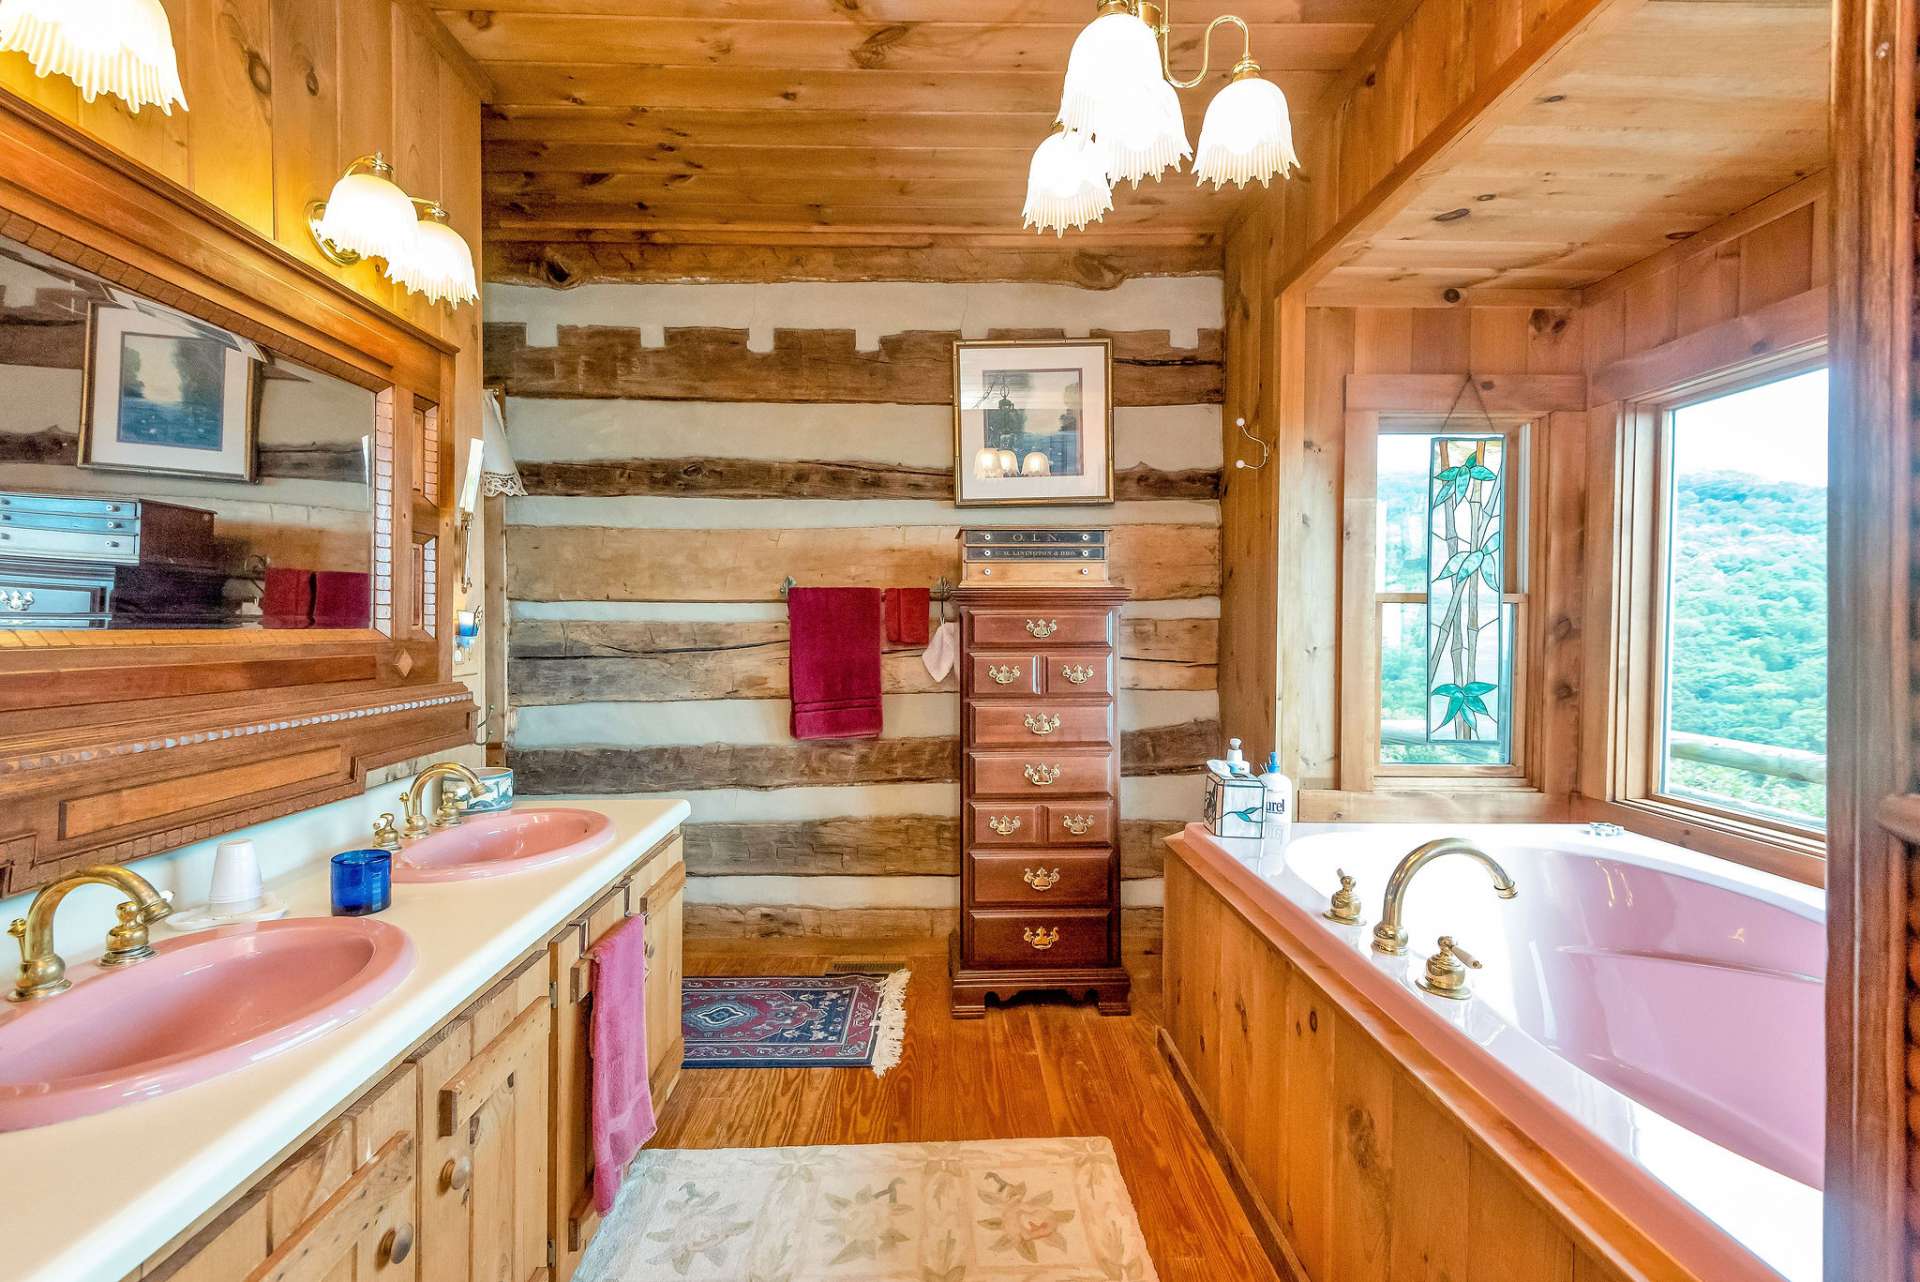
393, 807, 614, 883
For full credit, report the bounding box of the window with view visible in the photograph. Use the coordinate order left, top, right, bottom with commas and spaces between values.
1658, 367, 1828, 829
1375, 427, 1527, 769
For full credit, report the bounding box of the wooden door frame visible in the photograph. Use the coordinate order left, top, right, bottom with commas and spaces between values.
1826, 0, 1915, 1276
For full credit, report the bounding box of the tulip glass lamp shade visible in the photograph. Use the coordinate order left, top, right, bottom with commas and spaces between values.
391, 206, 479, 306
1058, 8, 1163, 136
1193, 64, 1300, 190
973, 447, 1005, 479
0, 0, 186, 114
309, 156, 418, 268
1022, 126, 1114, 237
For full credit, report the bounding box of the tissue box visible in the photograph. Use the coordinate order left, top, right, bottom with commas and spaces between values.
1202, 767, 1266, 842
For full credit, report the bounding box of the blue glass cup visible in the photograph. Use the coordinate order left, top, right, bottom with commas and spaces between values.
331, 848, 392, 916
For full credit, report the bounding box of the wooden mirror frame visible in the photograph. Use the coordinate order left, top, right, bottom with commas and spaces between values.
0, 93, 473, 896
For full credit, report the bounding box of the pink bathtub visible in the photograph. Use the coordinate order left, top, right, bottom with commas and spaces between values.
1180, 821, 1824, 1282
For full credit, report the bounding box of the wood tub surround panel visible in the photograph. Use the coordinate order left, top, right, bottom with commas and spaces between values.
145, 829, 687, 1282
1163, 836, 1740, 1282
953, 585, 1130, 1018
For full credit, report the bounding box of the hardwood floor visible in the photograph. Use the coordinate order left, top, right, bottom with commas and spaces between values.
653, 936, 1281, 1282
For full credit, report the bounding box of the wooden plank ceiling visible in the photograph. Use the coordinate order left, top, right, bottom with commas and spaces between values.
430, 0, 1388, 274
1310, 0, 1831, 301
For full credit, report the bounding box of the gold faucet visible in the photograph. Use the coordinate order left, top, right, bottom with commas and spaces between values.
1370, 837, 1516, 956
401, 762, 483, 840
7, 865, 173, 1002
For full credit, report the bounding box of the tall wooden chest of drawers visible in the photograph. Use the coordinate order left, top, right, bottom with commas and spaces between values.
950, 584, 1131, 1017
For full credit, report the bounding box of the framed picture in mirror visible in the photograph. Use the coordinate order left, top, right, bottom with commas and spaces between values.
952, 338, 1113, 506
79, 296, 261, 481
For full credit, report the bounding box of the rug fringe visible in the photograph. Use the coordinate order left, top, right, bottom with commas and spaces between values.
869, 968, 910, 1078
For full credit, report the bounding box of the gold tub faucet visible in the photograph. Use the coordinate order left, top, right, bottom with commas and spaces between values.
401, 762, 484, 840
7, 865, 173, 1002
1369, 838, 1517, 957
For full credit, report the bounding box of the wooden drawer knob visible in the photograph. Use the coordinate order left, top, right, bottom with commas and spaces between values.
442, 1154, 472, 1192
380, 1223, 414, 1266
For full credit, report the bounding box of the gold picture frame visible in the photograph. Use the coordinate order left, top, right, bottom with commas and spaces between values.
952, 338, 1114, 507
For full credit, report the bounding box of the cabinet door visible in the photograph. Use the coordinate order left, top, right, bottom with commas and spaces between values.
415, 961, 551, 1282
638, 861, 686, 1098
150, 1066, 420, 1282
548, 844, 686, 1282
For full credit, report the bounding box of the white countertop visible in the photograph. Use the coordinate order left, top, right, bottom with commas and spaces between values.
0, 797, 690, 1282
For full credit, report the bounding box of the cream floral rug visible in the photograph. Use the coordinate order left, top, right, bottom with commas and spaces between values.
579, 1137, 1160, 1281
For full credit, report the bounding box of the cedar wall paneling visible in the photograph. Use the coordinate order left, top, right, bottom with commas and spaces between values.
0, 0, 491, 711
486, 276, 1224, 942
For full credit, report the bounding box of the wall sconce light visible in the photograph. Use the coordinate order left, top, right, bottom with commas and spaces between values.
308, 155, 478, 307
0, 0, 187, 115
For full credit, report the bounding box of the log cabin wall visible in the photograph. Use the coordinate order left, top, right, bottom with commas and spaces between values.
484, 272, 1227, 945
0, 0, 493, 721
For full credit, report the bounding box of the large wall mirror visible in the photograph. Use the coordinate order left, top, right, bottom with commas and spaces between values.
0, 232, 377, 631
0, 93, 472, 897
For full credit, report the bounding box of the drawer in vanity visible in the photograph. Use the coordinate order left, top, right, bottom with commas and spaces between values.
968, 701, 1113, 747
1041, 650, 1114, 697
968, 907, 1115, 968
969, 750, 1114, 798
968, 608, 1112, 649
970, 849, 1113, 907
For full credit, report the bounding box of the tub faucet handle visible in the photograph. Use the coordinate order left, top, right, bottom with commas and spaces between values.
1417, 935, 1482, 1001
1323, 870, 1363, 926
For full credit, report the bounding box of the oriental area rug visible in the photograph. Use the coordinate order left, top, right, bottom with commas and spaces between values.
578, 1138, 1161, 1282
682, 971, 908, 1076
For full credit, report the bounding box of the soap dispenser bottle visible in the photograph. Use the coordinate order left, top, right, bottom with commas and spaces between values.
1256, 751, 1294, 860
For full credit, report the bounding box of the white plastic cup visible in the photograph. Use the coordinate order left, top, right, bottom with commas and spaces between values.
207, 839, 264, 914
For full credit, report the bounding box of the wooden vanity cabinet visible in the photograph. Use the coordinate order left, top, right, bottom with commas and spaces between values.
145, 1065, 421, 1282
141, 829, 686, 1282
411, 960, 552, 1282
548, 842, 686, 1282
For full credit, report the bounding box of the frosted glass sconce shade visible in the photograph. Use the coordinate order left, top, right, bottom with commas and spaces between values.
1022, 452, 1053, 476
1058, 9, 1163, 135
0, 0, 187, 115
392, 209, 479, 306
974, 447, 1005, 479
1022, 126, 1113, 237
311, 157, 417, 265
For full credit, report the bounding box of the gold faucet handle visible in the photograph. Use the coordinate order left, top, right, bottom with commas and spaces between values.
1417, 935, 1482, 999
373, 812, 403, 850
1324, 869, 1363, 925
1439, 936, 1482, 970
100, 901, 158, 967
433, 787, 468, 828
7, 918, 24, 965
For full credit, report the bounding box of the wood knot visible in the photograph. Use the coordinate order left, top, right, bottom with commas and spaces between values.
851, 24, 914, 69
246, 49, 272, 98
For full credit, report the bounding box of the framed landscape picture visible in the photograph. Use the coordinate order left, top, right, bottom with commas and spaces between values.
79, 299, 259, 481
952, 338, 1113, 506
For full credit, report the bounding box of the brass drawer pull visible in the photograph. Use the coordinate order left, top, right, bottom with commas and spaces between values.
1024, 713, 1062, 736
1024, 867, 1061, 891
987, 814, 1022, 836
1, 589, 32, 612
1023, 925, 1060, 950
1060, 663, 1094, 685
1060, 814, 1094, 835
987, 663, 1022, 685
1023, 763, 1061, 786
1025, 618, 1058, 638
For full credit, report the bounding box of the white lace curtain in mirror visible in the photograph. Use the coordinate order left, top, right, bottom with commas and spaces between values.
0, 232, 375, 631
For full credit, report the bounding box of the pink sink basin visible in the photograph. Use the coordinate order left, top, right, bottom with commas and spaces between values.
393, 807, 614, 883
0, 917, 412, 1131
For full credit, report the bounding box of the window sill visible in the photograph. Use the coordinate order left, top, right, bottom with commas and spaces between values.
1578, 797, 1825, 887
1301, 786, 1566, 824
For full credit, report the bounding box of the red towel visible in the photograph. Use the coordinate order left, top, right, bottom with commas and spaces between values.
588, 914, 657, 1213
882, 587, 932, 646
260, 567, 312, 629
788, 586, 884, 740
312, 571, 371, 628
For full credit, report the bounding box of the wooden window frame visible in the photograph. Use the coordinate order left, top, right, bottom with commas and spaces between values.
1596, 348, 1829, 880
1339, 410, 1547, 796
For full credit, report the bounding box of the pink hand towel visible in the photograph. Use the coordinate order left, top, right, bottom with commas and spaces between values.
882, 586, 932, 646
788, 586, 884, 740
588, 914, 657, 1213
